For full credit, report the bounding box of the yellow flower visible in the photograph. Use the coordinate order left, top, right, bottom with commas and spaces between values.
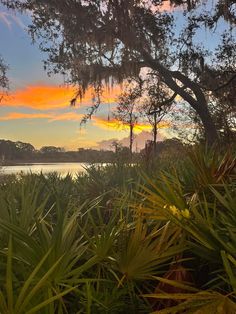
181, 209, 190, 219
169, 205, 180, 216
165, 204, 189, 220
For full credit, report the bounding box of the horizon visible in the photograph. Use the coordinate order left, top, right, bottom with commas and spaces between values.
0, 129, 167, 152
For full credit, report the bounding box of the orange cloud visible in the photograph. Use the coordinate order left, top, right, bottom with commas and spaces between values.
2, 85, 77, 110
0, 111, 83, 122
0, 110, 174, 133
0, 112, 51, 121
48, 112, 83, 122
92, 117, 128, 130
2, 84, 121, 110
92, 116, 171, 131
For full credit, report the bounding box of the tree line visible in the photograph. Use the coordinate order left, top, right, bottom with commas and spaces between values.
0, 138, 186, 164
0, 139, 113, 163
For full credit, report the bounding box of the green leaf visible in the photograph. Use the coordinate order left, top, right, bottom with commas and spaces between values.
15, 249, 52, 310
25, 286, 75, 314
6, 236, 13, 312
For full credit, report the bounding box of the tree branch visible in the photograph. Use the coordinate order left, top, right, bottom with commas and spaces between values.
213, 73, 236, 92
148, 92, 177, 115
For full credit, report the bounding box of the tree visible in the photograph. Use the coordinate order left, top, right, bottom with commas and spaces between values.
0, 56, 8, 102
2, 0, 236, 143
111, 140, 131, 164
0, 140, 17, 161
183, 98, 236, 145
40, 146, 65, 154
139, 77, 172, 152
16, 141, 35, 153
0, 140, 35, 161
114, 82, 141, 155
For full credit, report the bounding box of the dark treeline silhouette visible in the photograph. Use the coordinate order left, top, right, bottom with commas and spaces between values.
0, 139, 140, 164
0, 138, 187, 165
0, 139, 114, 164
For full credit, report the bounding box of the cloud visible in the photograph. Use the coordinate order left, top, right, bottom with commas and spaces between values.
0, 11, 25, 29
48, 112, 83, 122
0, 111, 83, 122
2, 85, 77, 110
2, 84, 121, 110
92, 116, 171, 132
92, 116, 130, 131
0, 112, 51, 121
95, 131, 165, 151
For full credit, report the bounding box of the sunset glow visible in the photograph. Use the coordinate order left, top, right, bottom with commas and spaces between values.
92, 117, 171, 132
2, 84, 121, 110
0, 111, 84, 122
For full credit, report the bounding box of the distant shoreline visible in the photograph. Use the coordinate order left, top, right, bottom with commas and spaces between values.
1, 161, 91, 167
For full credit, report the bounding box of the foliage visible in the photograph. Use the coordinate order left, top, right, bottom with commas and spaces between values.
114, 81, 141, 154
0, 139, 115, 163
0, 56, 8, 102
137, 146, 236, 312
0, 145, 235, 312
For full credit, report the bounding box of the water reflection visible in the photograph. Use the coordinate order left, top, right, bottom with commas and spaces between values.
1, 163, 88, 177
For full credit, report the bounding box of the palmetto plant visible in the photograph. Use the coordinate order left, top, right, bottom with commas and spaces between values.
178, 145, 236, 194
0, 239, 74, 314
174, 184, 236, 289
0, 177, 103, 313
136, 147, 236, 313
74, 197, 187, 312
113, 219, 184, 283
144, 289, 236, 313
0, 145, 235, 313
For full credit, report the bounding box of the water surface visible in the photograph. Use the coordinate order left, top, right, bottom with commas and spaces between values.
1, 163, 88, 177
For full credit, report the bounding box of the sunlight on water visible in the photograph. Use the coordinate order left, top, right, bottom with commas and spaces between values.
1, 163, 89, 178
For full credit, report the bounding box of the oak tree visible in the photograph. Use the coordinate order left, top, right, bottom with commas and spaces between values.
2, 0, 236, 143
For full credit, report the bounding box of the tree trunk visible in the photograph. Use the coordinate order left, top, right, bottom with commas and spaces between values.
153, 113, 157, 153
141, 50, 219, 145
129, 123, 134, 156
193, 100, 218, 143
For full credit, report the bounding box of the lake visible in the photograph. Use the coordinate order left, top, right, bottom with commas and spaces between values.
1, 163, 89, 177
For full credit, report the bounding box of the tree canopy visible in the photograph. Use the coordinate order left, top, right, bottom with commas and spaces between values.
2, 0, 236, 143
114, 82, 141, 154
0, 56, 8, 101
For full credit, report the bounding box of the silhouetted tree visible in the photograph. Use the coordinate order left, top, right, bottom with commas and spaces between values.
114, 82, 141, 155
0, 56, 8, 102
0, 139, 35, 161
40, 146, 65, 154
2, 0, 236, 143
139, 77, 173, 152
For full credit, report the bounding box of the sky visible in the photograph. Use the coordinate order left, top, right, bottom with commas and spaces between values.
0, 5, 173, 151
0, 2, 232, 151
